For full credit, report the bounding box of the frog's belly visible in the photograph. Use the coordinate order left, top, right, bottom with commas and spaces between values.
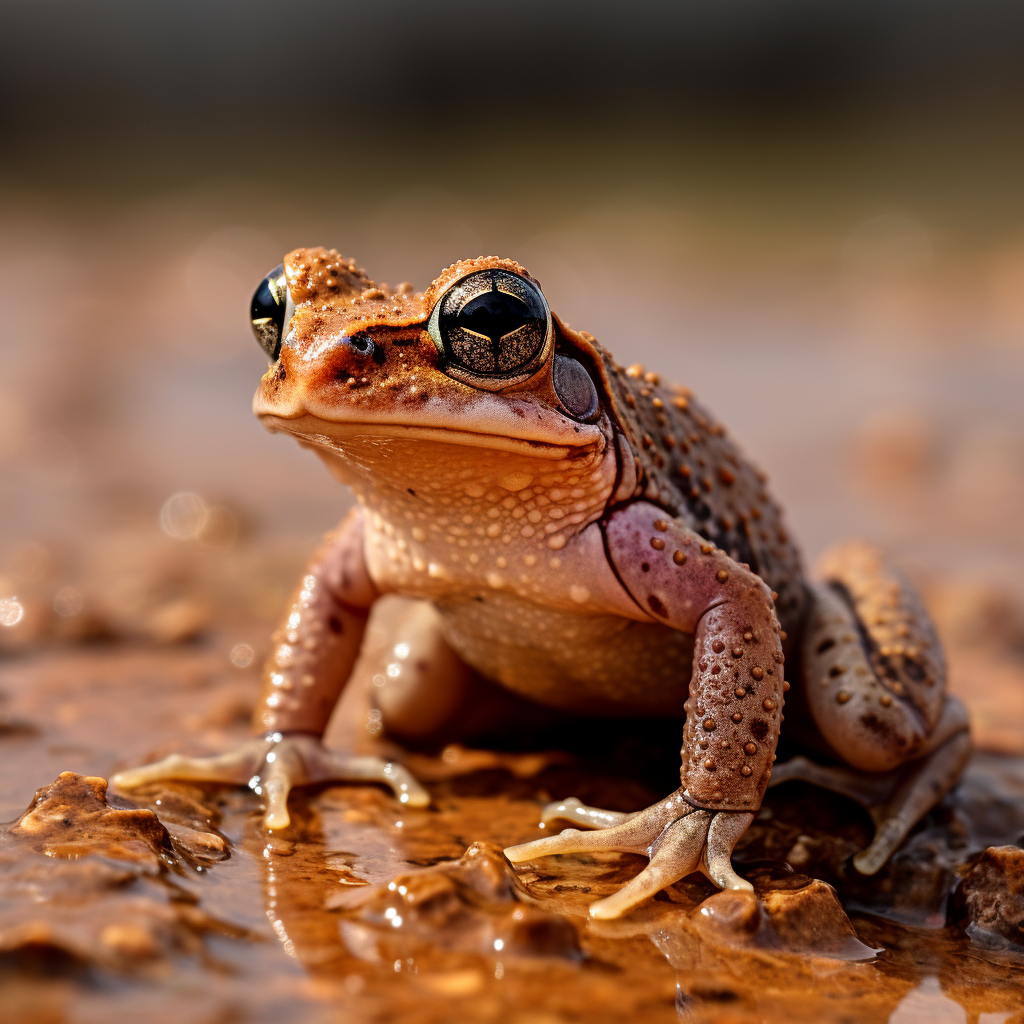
434, 594, 693, 717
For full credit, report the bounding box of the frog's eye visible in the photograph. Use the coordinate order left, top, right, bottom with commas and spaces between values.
250, 264, 295, 361
552, 353, 600, 422
428, 269, 552, 387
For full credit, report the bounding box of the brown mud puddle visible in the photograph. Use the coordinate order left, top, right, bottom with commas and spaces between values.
2, 636, 1024, 1023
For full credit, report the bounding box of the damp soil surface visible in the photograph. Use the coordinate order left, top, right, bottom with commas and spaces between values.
4, 190, 1024, 1020
2, 589, 1024, 1024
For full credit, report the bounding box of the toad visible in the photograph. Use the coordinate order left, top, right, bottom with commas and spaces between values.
115, 250, 970, 919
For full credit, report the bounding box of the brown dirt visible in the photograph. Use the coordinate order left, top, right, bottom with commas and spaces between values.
1, 601, 1024, 1023
4, 183, 1024, 1022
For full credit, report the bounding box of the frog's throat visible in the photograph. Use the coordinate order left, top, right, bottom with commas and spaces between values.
258, 413, 595, 461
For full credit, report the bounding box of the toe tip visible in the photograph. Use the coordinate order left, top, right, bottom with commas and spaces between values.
264, 811, 291, 831
588, 899, 624, 920
401, 791, 431, 808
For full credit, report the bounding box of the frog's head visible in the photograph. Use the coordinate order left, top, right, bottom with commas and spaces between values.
250, 248, 620, 503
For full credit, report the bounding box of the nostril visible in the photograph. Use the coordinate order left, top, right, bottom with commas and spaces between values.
348, 331, 374, 355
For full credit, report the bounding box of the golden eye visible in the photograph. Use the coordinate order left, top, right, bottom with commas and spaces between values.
428, 269, 551, 380
250, 264, 294, 361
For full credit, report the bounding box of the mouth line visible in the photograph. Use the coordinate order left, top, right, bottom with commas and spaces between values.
258, 413, 597, 459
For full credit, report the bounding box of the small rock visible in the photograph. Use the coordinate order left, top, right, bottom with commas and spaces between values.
952, 845, 1024, 946
759, 879, 876, 957
164, 822, 228, 864
691, 890, 769, 945
693, 881, 876, 959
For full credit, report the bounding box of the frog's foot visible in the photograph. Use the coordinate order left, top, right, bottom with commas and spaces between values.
771, 726, 971, 874
113, 733, 429, 830
504, 788, 754, 919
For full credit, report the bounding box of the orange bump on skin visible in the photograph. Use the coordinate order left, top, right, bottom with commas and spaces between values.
716, 570, 729, 582
673, 550, 687, 564
650, 537, 665, 550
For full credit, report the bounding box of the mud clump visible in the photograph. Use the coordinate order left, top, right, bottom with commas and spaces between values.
692, 877, 875, 959
337, 841, 582, 961
11, 771, 176, 868
757, 878, 877, 957
0, 772, 241, 972
952, 845, 1024, 946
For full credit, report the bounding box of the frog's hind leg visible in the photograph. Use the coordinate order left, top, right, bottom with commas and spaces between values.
772, 711, 970, 873
785, 540, 970, 874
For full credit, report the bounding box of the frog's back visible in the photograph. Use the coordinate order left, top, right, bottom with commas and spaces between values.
591, 344, 807, 635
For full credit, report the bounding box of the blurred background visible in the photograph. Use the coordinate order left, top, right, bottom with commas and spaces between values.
1, 1, 1024, 706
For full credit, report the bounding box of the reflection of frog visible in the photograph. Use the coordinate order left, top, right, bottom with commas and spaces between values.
116, 249, 970, 919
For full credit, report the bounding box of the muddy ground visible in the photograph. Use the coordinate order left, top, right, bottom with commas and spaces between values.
1, 526, 1024, 1024
4, 180, 1024, 1022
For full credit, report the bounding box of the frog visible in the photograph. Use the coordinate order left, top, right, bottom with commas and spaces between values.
115, 249, 970, 920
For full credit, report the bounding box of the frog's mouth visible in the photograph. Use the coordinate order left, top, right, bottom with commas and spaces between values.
258, 413, 592, 460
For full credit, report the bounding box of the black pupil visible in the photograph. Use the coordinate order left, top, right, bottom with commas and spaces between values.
458, 286, 540, 343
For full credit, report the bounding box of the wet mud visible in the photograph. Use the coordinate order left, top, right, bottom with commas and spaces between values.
4, 195, 1024, 1020
2, 597, 1024, 1023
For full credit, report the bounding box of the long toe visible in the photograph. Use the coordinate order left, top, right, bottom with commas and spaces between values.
540, 797, 630, 830
315, 752, 431, 807
507, 788, 699, 864
113, 749, 255, 789
703, 812, 754, 891
262, 751, 298, 830
506, 814, 664, 865
588, 810, 712, 920
853, 729, 971, 876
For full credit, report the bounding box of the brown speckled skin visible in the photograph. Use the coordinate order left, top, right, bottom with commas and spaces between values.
251, 247, 952, 816
605, 505, 784, 810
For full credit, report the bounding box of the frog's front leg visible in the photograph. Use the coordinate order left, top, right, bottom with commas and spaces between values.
506, 502, 784, 918
114, 507, 428, 827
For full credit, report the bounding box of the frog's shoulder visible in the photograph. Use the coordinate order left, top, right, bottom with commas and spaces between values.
559, 320, 806, 629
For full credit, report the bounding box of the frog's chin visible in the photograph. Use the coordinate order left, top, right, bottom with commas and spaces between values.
257, 413, 600, 461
